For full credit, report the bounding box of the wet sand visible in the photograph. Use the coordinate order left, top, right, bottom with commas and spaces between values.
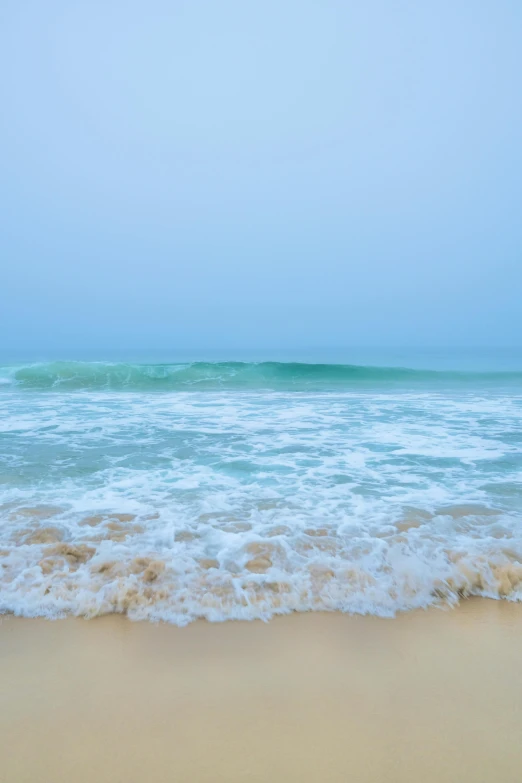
1, 600, 522, 783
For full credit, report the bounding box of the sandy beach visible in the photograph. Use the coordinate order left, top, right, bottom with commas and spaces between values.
1, 600, 522, 783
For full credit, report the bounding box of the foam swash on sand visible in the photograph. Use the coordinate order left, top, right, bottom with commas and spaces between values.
1, 361, 521, 623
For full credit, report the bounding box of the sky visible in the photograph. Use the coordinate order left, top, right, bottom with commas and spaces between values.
1, 0, 521, 360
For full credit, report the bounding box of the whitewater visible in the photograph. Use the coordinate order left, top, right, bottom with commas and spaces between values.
1, 361, 521, 623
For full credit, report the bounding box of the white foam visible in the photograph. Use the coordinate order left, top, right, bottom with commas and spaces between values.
1, 389, 521, 623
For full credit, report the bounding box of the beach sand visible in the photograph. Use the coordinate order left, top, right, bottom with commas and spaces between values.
1, 600, 522, 782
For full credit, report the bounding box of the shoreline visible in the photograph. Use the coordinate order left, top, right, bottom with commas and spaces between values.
2, 600, 522, 782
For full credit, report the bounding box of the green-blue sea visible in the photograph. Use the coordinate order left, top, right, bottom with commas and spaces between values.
1, 355, 521, 623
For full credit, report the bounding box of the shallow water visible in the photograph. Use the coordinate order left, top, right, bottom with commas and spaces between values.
1, 361, 521, 623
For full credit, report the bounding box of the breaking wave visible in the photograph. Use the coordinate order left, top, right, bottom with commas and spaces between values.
1, 360, 521, 391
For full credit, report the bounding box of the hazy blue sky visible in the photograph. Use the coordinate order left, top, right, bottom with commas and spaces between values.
1, 0, 521, 359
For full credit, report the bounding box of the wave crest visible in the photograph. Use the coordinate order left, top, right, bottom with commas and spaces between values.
1, 360, 520, 391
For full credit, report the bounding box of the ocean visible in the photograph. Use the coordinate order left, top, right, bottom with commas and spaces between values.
1, 359, 521, 623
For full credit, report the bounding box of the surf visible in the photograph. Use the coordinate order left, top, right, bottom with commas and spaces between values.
1, 360, 521, 391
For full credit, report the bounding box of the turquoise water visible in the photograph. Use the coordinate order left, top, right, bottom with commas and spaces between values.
2, 359, 522, 390
1, 360, 521, 623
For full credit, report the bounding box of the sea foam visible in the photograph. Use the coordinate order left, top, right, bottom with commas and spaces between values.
1, 364, 521, 623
